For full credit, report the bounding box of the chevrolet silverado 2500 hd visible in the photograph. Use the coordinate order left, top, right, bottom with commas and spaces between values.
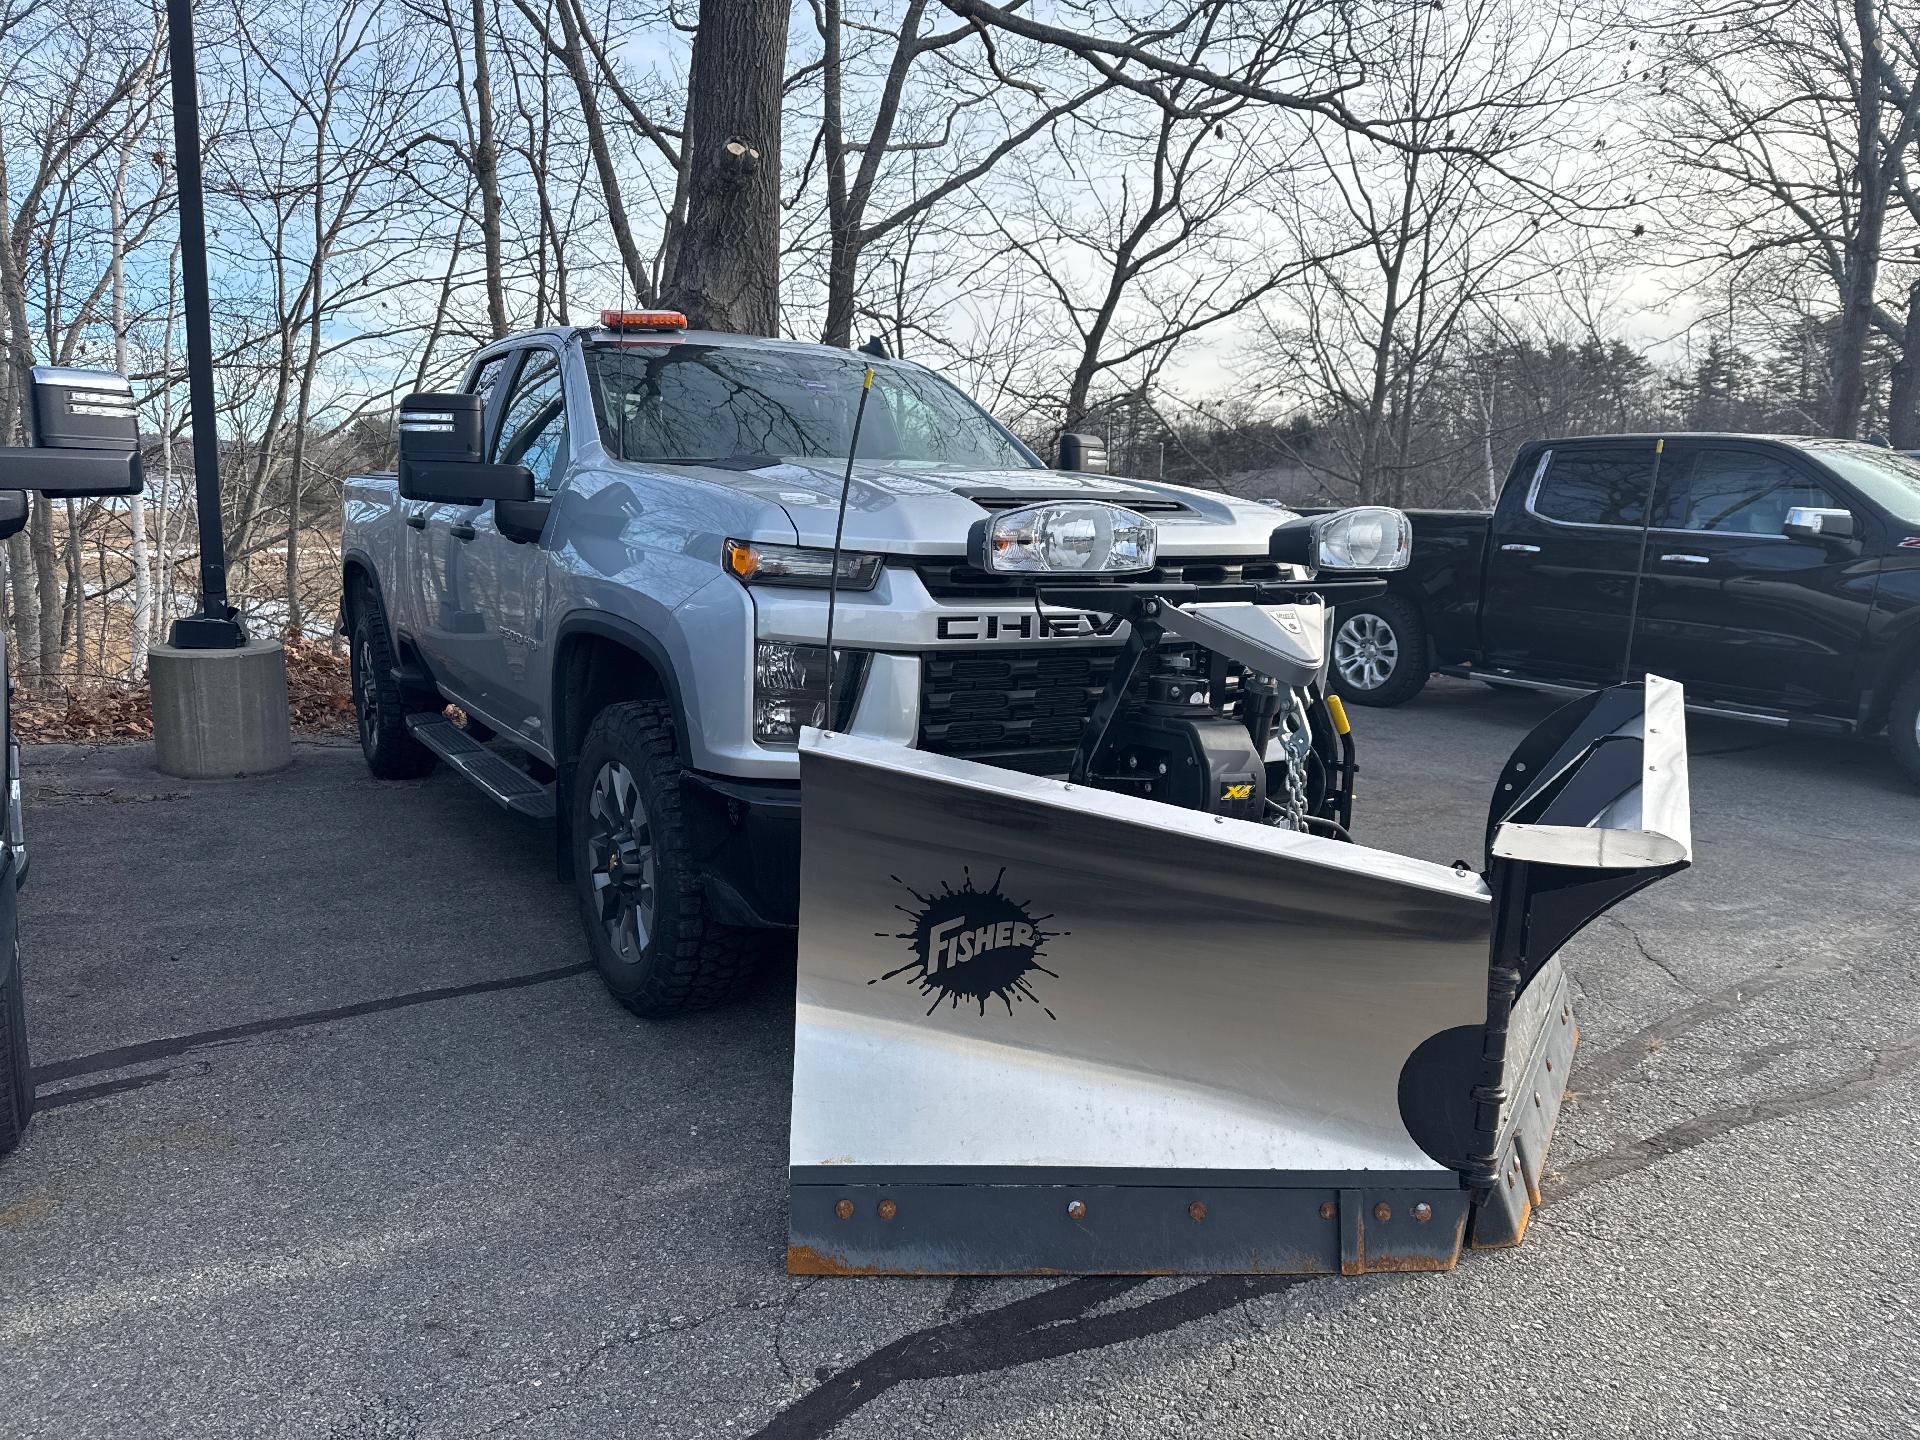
342, 313, 1411, 1014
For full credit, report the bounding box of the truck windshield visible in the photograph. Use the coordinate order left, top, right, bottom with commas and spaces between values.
587, 343, 1040, 470
1804, 443, 1920, 526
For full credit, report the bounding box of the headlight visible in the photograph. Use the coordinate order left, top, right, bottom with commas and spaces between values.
1268, 506, 1411, 572
753, 642, 867, 745
966, 501, 1156, 575
724, 539, 882, 589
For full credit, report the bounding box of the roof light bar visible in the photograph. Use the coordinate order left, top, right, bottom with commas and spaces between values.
600, 308, 688, 332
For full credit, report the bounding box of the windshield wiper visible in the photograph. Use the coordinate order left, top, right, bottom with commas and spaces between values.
636, 452, 786, 471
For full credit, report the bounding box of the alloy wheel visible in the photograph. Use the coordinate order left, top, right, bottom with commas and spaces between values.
1334, 612, 1400, 691
586, 760, 657, 963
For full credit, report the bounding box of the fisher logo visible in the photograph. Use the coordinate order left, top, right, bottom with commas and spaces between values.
873, 868, 1063, 1018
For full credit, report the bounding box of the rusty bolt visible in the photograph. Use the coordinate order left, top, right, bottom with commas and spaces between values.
1561, 1006, 1570, 1024
1412, 1202, 1432, 1223
1507, 1172, 1516, 1189
834, 1199, 854, 1221
877, 1199, 897, 1221
1067, 1199, 1088, 1221
1373, 1202, 1392, 1222
1319, 1201, 1336, 1220
1188, 1201, 1208, 1222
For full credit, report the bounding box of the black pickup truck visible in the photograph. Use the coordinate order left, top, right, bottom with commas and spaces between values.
1320, 433, 1920, 785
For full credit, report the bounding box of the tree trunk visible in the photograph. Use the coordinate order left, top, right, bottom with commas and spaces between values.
1830, 0, 1888, 438
470, 0, 509, 337
29, 501, 61, 680
665, 0, 794, 334
1888, 281, 1920, 450
110, 124, 154, 674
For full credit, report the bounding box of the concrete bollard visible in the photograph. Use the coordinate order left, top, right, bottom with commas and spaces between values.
148, 638, 294, 779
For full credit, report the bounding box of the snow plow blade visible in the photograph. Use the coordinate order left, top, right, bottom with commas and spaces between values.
788, 676, 1691, 1275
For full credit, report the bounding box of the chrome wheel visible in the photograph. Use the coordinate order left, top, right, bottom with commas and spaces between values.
586, 760, 657, 963
1334, 612, 1400, 691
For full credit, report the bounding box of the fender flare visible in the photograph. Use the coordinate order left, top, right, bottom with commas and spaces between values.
549, 610, 694, 765
340, 548, 386, 631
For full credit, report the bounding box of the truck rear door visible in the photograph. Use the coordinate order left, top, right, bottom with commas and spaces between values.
1628, 441, 1868, 712
1480, 442, 1658, 684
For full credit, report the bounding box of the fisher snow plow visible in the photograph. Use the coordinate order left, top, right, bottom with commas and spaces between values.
787, 556, 1690, 1273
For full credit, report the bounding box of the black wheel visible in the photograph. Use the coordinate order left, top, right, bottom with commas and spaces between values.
1890, 670, 1920, 788
570, 701, 757, 1017
1330, 596, 1429, 708
350, 584, 436, 780
1, 938, 31, 1159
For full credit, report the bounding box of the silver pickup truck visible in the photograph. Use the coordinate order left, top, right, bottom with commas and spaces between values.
342, 314, 1409, 1015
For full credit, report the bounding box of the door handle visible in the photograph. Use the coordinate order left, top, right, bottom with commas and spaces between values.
1659, 553, 1709, 565
1499, 543, 1541, 554
405, 512, 426, 530
450, 523, 476, 541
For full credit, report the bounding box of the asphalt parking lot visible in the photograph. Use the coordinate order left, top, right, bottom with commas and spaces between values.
3, 677, 1918, 1439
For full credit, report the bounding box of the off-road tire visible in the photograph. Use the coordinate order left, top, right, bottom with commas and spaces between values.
571, 701, 757, 1017
350, 584, 436, 780
1330, 595, 1429, 708
1, 941, 31, 1158
1889, 669, 1920, 788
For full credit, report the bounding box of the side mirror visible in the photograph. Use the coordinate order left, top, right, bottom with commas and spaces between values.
1782, 506, 1855, 544
0, 490, 27, 542
1057, 432, 1108, 474
397, 392, 533, 504
0, 366, 144, 497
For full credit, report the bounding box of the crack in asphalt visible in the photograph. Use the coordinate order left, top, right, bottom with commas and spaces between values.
29, 964, 593, 1088
1603, 913, 1695, 994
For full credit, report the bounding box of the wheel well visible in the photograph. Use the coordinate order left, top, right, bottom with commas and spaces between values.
1867, 630, 1920, 731
553, 631, 677, 768
341, 559, 377, 628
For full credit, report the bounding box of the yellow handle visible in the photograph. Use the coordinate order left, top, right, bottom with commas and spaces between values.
1325, 693, 1351, 735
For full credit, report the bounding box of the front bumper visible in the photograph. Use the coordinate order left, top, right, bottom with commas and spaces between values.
680, 771, 801, 927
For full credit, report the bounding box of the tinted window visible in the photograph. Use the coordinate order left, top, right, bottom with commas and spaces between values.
492, 350, 568, 494
1532, 450, 1656, 527
587, 343, 1037, 470
1663, 450, 1833, 535
468, 353, 511, 406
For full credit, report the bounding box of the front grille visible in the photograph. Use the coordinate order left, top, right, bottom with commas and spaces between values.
917, 554, 1290, 599
918, 648, 1120, 759
916, 643, 1243, 764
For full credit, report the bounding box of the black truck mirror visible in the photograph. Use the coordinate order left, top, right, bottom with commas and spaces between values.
1057, 432, 1108, 474
0, 366, 145, 497
1782, 506, 1855, 544
397, 392, 534, 505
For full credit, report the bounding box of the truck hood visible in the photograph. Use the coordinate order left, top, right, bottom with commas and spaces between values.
624, 457, 1296, 557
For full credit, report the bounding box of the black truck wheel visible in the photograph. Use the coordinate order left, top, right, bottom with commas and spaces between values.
350, 585, 437, 780
571, 701, 757, 1017
1330, 596, 1429, 708
1, 940, 31, 1158
1890, 670, 1920, 788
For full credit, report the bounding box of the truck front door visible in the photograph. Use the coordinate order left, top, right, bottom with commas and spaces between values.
1479, 442, 1659, 684
463, 345, 568, 744
410, 351, 513, 702
1629, 442, 1869, 713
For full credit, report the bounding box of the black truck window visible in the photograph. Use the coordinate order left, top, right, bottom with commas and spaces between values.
1662, 450, 1834, 536
1531, 450, 1656, 528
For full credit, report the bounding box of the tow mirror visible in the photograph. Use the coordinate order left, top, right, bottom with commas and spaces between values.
1782, 506, 1855, 544
0, 366, 144, 497
0, 491, 26, 541
1057, 432, 1108, 474
397, 392, 533, 504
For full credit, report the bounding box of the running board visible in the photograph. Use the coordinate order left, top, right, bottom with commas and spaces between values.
1443, 667, 1854, 734
406, 715, 555, 819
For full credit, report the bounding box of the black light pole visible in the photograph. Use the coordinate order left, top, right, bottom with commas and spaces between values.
166, 0, 246, 649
